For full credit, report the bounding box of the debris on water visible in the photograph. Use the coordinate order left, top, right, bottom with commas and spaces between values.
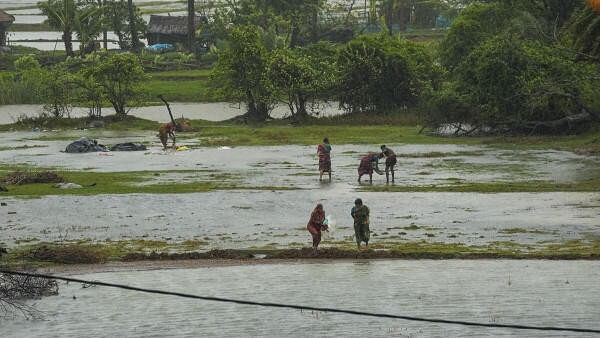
1, 202, 7, 206
54, 183, 83, 189
8, 211, 16, 214
109, 143, 147, 152
3, 171, 64, 185
65, 138, 107, 153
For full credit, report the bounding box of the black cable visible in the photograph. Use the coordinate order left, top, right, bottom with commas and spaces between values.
2, 269, 599, 334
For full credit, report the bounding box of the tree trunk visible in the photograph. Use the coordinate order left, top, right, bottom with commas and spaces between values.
187, 0, 195, 51
102, 0, 108, 49
128, 0, 139, 50
245, 90, 269, 121
64, 29, 73, 57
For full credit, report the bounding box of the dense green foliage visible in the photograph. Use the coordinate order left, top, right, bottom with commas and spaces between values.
427, 1, 600, 134
3, 0, 600, 135
0, 53, 146, 116
212, 26, 274, 121
337, 33, 438, 113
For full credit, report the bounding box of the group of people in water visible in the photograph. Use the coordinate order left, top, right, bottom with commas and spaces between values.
317, 137, 398, 184
307, 198, 370, 251
157, 125, 384, 251
310, 137, 395, 250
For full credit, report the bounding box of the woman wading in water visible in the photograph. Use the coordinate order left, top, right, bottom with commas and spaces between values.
307, 204, 328, 250
317, 138, 332, 181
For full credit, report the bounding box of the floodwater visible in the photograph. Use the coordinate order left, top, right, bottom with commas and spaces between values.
6, 31, 126, 51
3, 260, 600, 337
0, 102, 345, 124
1, 131, 598, 247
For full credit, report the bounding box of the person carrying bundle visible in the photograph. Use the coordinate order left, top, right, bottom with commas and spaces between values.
307, 204, 328, 251
158, 121, 177, 150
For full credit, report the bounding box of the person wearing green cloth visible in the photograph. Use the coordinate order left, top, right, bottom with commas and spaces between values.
351, 198, 370, 249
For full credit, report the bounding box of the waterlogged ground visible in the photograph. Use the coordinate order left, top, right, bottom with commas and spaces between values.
3, 260, 600, 338
0, 102, 345, 124
0, 130, 599, 249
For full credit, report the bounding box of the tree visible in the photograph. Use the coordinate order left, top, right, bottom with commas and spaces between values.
83, 53, 146, 115
1, 272, 58, 320
337, 33, 438, 114
569, 4, 600, 62
75, 0, 103, 55
188, 0, 195, 51
434, 34, 600, 133
38, 0, 78, 56
212, 25, 274, 121
438, 2, 515, 70
265, 44, 336, 119
39, 0, 102, 56
103, 0, 145, 50
127, 0, 140, 50
42, 63, 77, 117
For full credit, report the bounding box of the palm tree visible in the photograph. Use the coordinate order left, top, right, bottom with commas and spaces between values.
188, 0, 195, 51
127, 0, 140, 50
39, 0, 77, 56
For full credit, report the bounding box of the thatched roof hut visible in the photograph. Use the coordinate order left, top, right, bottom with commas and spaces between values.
147, 15, 206, 45
0, 9, 15, 47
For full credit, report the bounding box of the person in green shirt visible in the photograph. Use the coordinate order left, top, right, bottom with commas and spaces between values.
351, 198, 370, 249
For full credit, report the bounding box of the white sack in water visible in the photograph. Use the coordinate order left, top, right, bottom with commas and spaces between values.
323, 215, 336, 237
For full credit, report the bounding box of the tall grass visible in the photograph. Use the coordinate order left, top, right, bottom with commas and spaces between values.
0, 72, 45, 105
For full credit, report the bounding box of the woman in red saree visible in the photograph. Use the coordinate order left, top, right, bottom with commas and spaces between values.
317, 138, 332, 181
307, 204, 327, 250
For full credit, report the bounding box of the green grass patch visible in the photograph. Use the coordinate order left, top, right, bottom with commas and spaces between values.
2, 238, 599, 267
9, 22, 54, 32
499, 228, 552, 235
0, 145, 47, 151
0, 114, 160, 132
360, 179, 600, 193
0, 167, 297, 197
140, 77, 223, 102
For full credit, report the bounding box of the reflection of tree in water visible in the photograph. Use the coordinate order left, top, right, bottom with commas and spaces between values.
0, 271, 59, 320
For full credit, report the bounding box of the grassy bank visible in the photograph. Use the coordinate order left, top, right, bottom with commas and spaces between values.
360, 178, 600, 193
2, 239, 599, 268
1, 114, 599, 152
0, 166, 297, 197
141, 69, 223, 102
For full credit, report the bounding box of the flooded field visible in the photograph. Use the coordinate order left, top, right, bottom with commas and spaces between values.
1, 130, 598, 248
0, 102, 345, 124
3, 260, 600, 337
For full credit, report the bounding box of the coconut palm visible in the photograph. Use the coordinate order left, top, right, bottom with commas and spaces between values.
38, 0, 77, 56
39, 0, 101, 56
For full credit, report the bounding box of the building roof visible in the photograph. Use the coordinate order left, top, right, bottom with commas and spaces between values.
147, 15, 205, 36
0, 9, 15, 25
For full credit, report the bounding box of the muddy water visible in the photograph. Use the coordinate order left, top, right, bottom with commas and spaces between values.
3, 191, 598, 247
0, 102, 345, 124
3, 260, 600, 337
1, 132, 599, 247
6, 31, 129, 50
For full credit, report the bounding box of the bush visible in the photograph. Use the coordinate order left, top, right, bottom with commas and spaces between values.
336, 33, 439, 114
